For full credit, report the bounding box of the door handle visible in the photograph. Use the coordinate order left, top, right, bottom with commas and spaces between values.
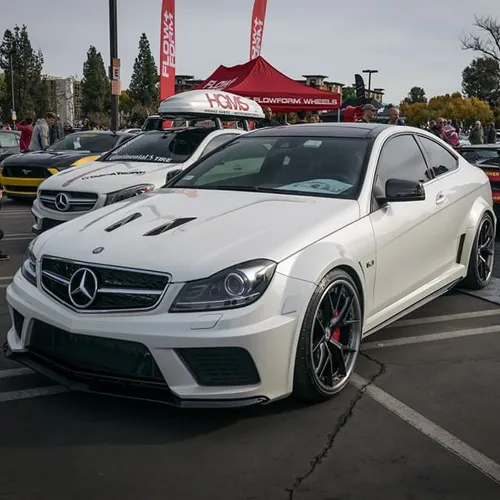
435, 192, 446, 205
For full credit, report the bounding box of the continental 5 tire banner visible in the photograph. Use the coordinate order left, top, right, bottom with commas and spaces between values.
249, 0, 268, 60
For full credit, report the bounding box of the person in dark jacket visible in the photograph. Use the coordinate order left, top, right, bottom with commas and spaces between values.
256, 107, 280, 128
294, 110, 308, 124
63, 120, 75, 135
50, 116, 64, 145
359, 104, 376, 123
485, 122, 497, 144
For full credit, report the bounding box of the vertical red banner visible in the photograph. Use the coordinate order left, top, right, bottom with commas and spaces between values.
160, 0, 176, 101
249, 0, 267, 60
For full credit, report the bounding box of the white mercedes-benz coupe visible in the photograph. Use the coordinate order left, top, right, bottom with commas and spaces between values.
4, 123, 495, 408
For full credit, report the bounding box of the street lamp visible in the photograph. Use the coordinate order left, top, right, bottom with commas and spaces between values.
362, 69, 378, 96
9, 49, 16, 126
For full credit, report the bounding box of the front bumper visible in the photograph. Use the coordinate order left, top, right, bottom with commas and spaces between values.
4, 270, 315, 407
31, 197, 105, 234
2, 177, 43, 198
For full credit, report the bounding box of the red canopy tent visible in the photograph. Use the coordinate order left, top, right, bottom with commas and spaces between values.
194, 56, 341, 113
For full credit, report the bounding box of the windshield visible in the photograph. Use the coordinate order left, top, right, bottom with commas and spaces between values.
101, 129, 214, 164
170, 135, 369, 199
49, 133, 120, 153
0, 132, 19, 148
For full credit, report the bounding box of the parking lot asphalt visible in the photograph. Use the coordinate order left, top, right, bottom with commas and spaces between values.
1, 199, 500, 500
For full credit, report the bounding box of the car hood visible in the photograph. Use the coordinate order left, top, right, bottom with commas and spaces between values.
35, 189, 360, 281
40, 160, 182, 193
2, 150, 94, 168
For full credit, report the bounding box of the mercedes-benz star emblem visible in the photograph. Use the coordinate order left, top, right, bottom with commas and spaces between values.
92, 247, 104, 254
68, 268, 99, 309
55, 193, 70, 212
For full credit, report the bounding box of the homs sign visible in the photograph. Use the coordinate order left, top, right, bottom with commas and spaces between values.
158, 90, 264, 120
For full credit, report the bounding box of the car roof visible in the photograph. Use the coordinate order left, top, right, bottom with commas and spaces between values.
248, 122, 391, 139
69, 130, 129, 137
457, 144, 500, 149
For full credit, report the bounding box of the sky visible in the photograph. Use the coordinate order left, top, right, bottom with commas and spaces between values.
1, 0, 499, 103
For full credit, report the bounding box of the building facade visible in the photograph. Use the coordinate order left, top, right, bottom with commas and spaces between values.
46, 75, 82, 124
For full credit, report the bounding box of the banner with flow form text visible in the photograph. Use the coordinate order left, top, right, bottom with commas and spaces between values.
160, 0, 176, 101
249, 0, 267, 60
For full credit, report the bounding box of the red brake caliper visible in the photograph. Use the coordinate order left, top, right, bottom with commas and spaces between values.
332, 310, 341, 342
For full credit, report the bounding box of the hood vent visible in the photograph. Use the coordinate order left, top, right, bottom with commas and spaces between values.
105, 212, 142, 232
143, 217, 196, 236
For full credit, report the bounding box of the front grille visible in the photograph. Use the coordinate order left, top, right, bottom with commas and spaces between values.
41, 256, 170, 312
177, 347, 261, 386
39, 190, 98, 212
2, 165, 52, 178
27, 320, 167, 385
41, 218, 65, 231
4, 185, 38, 193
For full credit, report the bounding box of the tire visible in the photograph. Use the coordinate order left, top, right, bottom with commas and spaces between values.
462, 213, 495, 290
293, 269, 363, 403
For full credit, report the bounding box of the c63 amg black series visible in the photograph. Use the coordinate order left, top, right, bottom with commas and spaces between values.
0, 131, 133, 200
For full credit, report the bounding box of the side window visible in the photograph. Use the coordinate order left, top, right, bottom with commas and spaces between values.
419, 136, 458, 177
201, 134, 239, 156
375, 135, 430, 193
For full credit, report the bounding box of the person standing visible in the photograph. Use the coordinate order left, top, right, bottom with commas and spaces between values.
294, 110, 308, 124
469, 121, 484, 145
29, 112, 56, 150
388, 107, 404, 125
485, 122, 497, 144
50, 115, 64, 145
63, 120, 75, 135
16, 117, 34, 151
256, 107, 279, 128
0, 189, 9, 261
359, 104, 377, 123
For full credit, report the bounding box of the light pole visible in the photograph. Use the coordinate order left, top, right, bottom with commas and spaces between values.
362, 69, 378, 99
109, 0, 119, 130
9, 49, 16, 127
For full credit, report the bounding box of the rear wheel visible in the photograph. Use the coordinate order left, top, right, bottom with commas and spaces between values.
293, 269, 362, 402
462, 213, 495, 290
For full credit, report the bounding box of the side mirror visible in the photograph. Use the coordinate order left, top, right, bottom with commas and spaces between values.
165, 168, 182, 183
379, 178, 425, 203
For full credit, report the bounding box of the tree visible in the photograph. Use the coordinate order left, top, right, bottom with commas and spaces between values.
401, 93, 493, 127
460, 16, 500, 63
129, 33, 159, 110
81, 45, 109, 117
462, 57, 500, 107
0, 25, 48, 120
342, 86, 356, 102
404, 86, 427, 104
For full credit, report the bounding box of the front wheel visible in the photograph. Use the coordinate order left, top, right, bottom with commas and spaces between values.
462, 213, 495, 290
293, 269, 363, 403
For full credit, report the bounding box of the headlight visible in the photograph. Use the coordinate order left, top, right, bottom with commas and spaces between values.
104, 184, 155, 206
21, 238, 38, 286
169, 259, 276, 313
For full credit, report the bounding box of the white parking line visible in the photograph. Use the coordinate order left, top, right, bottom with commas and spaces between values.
0, 386, 68, 403
0, 367, 34, 379
3, 236, 32, 242
350, 374, 500, 485
362, 325, 500, 350
0, 276, 13, 281
388, 309, 500, 328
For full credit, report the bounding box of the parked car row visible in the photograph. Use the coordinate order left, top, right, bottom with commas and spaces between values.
1, 90, 498, 410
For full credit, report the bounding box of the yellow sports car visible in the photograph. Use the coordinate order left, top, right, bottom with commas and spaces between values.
0, 130, 134, 200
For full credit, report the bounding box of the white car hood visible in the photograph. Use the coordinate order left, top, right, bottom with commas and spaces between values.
35, 189, 360, 281
41, 160, 181, 193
